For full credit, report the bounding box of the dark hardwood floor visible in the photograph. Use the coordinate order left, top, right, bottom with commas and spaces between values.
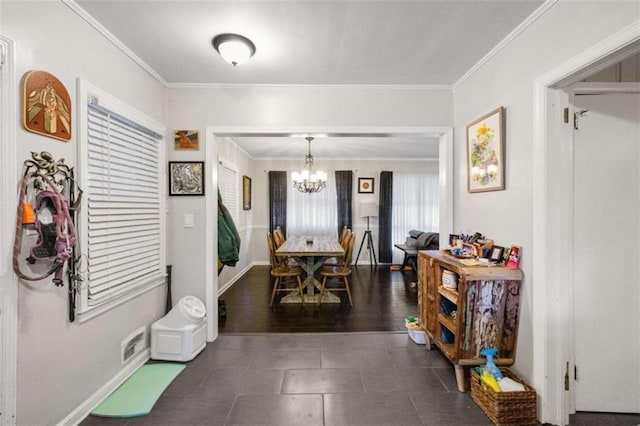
219, 264, 419, 333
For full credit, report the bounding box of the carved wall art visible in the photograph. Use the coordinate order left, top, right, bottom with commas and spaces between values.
23, 70, 72, 141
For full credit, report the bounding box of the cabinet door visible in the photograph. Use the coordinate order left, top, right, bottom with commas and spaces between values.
424, 257, 438, 336
417, 254, 428, 332
461, 280, 510, 359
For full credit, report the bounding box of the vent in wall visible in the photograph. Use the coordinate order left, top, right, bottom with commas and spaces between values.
121, 326, 147, 364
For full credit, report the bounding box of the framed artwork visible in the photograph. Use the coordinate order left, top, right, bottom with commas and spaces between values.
489, 245, 504, 263
466, 106, 505, 193
358, 177, 374, 194
174, 130, 200, 150
505, 246, 521, 269
242, 175, 252, 210
23, 70, 72, 141
168, 161, 205, 196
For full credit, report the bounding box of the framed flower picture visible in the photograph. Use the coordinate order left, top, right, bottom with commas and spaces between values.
466, 107, 505, 193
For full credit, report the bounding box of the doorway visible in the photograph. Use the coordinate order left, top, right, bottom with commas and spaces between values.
204, 128, 454, 341
533, 25, 640, 425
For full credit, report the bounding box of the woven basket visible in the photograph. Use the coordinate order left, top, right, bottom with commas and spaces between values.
470, 368, 537, 425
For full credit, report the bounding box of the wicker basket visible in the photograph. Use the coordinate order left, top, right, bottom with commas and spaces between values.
470, 368, 537, 425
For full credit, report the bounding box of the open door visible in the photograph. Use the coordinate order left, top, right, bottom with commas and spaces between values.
573, 93, 640, 413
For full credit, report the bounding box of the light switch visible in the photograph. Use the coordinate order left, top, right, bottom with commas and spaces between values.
184, 213, 194, 228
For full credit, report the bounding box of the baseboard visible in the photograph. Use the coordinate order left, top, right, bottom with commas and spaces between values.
217, 263, 252, 296
58, 348, 150, 426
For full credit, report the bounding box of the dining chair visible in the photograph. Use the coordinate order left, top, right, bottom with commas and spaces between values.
273, 226, 286, 248
267, 233, 304, 306
319, 231, 356, 306
338, 226, 349, 244
273, 226, 299, 267
323, 228, 352, 266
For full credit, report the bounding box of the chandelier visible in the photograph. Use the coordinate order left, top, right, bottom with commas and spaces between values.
292, 137, 327, 193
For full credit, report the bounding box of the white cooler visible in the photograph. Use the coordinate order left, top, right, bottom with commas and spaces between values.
151, 295, 207, 362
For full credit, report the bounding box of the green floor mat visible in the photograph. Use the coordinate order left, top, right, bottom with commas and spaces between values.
91, 363, 186, 418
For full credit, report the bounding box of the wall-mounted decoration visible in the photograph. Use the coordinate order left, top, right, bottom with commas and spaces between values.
174, 130, 200, 150
242, 175, 252, 210
22, 70, 71, 141
466, 106, 505, 193
169, 161, 205, 196
358, 177, 374, 194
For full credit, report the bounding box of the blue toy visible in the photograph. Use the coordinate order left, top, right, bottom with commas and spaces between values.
480, 347, 504, 380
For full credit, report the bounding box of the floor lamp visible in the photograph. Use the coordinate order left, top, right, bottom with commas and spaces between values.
355, 202, 378, 267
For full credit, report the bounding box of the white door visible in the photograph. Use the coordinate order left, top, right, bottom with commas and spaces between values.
573, 93, 640, 413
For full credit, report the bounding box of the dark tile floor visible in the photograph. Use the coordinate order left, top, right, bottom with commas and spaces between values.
82, 332, 493, 426
82, 265, 640, 425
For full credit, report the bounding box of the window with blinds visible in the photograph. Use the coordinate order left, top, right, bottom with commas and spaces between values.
218, 161, 238, 221
77, 81, 166, 320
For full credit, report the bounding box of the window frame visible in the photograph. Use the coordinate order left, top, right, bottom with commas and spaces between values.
76, 79, 166, 323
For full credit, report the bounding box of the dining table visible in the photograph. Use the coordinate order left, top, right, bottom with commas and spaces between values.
275, 235, 345, 304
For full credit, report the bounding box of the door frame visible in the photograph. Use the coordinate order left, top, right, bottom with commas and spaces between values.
532, 21, 640, 425
204, 126, 454, 342
0, 35, 18, 426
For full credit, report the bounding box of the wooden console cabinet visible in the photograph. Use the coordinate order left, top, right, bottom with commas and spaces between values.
417, 250, 523, 392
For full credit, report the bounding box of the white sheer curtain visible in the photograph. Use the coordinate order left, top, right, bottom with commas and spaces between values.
287, 173, 338, 237
392, 170, 439, 264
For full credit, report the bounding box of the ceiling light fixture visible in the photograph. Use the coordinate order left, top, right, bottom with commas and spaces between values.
292, 137, 327, 194
212, 33, 256, 66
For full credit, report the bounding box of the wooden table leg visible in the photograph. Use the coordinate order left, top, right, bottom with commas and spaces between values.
280, 255, 340, 304
454, 364, 466, 392
424, 334, 432, 351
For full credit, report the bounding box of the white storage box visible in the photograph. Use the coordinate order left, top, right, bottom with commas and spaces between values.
442, 270, 458, 290
407, 327, 427, 344
405, 317, 426, 344
151, 295, 207, 362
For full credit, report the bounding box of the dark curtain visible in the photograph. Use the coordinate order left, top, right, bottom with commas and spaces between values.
334, 170, 353, 236
378, 171, 393, 263
268, 171, 287, 236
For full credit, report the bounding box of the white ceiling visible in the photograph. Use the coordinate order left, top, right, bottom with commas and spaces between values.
75, 0, 543, 86
73, 0, 544, 158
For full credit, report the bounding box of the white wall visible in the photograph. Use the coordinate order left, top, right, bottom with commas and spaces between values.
452, 1, 640, 385
166, 86, 452, 303
1, 2, 167, 424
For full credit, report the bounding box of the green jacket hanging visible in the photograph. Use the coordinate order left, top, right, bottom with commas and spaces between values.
218, 190, 241, 268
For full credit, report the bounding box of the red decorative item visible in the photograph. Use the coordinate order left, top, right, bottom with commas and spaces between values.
505, 246, 521, 269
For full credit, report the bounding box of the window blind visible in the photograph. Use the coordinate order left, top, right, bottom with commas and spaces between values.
85, 103, 163, 306
218, 162, 237, 221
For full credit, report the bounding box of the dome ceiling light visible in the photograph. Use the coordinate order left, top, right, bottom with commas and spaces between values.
211, 33, 256, 66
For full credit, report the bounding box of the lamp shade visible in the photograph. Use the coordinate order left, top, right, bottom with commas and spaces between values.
360, 202, 378, 218
212, 33, 256, 66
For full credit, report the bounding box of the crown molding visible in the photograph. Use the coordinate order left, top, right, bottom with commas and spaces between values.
63, 0, 168, 87
166, 82, 452, 91
453, 0, 558, 91
254, 156, 439, 162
